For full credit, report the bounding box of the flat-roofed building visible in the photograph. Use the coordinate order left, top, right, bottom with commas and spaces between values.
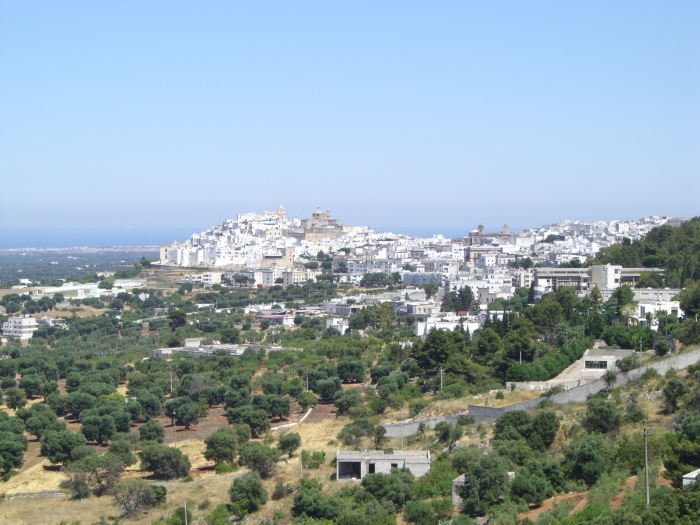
2, 315, 38, 341
336, 450, 430, 481
581, 348, 636, 380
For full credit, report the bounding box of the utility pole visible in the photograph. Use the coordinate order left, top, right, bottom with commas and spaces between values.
184, 499, 188, 525
169, 366, 173, 394
300, 450, 303, 477
519, 351, 522, 366
400, 407, 404, 449
644, 422, 650, 509
439, 367, 444, 390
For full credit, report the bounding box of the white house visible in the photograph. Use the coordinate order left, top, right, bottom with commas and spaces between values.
2, 315, 38, 341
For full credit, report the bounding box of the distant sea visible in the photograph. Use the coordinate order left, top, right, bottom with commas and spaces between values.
0, 224, 528, 250
0, 227, 206, 250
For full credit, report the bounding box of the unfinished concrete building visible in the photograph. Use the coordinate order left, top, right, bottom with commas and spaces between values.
336, 450, 431, 481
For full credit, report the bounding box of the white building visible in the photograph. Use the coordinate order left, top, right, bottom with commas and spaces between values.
184, 272, 222, 286
2, 315, 38, 341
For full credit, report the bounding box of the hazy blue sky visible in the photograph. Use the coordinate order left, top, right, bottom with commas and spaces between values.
1, 1, 698, 238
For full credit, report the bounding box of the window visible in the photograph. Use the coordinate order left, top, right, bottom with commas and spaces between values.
391, 463, 398, 469
585, 360, 608, 370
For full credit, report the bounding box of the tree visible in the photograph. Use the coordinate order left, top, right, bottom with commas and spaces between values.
259, 318, 271, 330
226, 407, 270, 437
602, 370, 617, 391
81, 414, 116, 445
174, 402, 200, 430
422, 283, 439, 300
679, 284, 700, 318
337, 361, 365, 383
510, 469, 551, 506
110, 298, 125, 310
663, 378, 688, 413
267, 395, 291, 420
277, 432, 301, 458
455, 453, 510, 517
108, 439, 137, 467
5, 387, 27, 410
167, 310, 188, 331
40, 429, 87, 464
360, 468, 415, 508
564, 434, 612, 487
139, 419, 165, 443
229, 473, 268, 516
582, 398, 622, 434
403, 500, 437, 525
315, 377, 342, 399
220, 327, 241, 344
374, 425, 388, 449
204, 428, 239, 465
139, 443, 191, 479
113, 479, 157, 517
238, 442, 280, 478
297, 390, 317, 411
0, 433, 29, 473
532, 412, 559, 449
136, 391, 162, 420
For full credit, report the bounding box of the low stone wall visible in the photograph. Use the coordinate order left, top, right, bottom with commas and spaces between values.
383, 347, 700, 433
382, 415, 463, 438
512, 379, 581, 391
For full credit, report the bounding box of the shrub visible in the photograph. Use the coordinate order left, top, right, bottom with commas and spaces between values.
138, 444, 191, 479
301, 450, 326, 469
228, 473, 268, 516
277, 432, 301, 458
403, 500, 437, 525
113, 479, 156, 517
238, 442, 280, 478
139, 419, 165, 443
581, 398, 622, 434
457, 415, 475, 426
204, 428, 239, 466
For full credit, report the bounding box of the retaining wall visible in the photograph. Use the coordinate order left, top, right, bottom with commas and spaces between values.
382, 415, 463, 439
382, 347, 700, 434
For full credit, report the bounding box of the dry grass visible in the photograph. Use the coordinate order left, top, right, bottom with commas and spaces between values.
1, 458, 67, 494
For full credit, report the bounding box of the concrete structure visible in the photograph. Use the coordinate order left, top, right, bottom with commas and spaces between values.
184, 272, 222, 286
336, 450, 430, 481
682, 468, 700, 486
1, 315, 38, 341
466, 224, 512, 246
326, 317, 350, 335
152, 342, 298, 359
581, 348, 636, 380
402, 272, 443, 286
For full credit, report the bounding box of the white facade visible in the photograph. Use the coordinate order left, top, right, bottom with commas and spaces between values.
184, 272, 222, 285
2, 315, 38, 341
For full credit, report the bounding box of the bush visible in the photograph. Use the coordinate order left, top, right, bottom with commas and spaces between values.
204, 428, 239, 466
228, 473, 268, 516
138, 444, 191, 479
457, 415, 475, 426
238, 442, 280, 478
139, 420, 165, 443
403, 500, 437, 525
581, 398, 622, 434
277, 432, 301, 458
301, 450, 326, 469
113, 479, 156, 517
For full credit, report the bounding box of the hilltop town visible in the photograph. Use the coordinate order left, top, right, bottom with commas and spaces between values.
0, 213, 699, 525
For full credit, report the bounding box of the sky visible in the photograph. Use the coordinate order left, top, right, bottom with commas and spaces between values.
1, 1, 698, 244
